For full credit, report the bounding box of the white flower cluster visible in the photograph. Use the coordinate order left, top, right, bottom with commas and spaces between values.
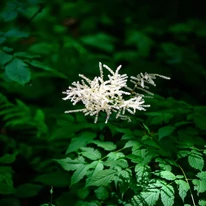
62, 62, 170, 123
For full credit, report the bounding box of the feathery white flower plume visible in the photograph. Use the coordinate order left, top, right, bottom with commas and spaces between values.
62, 62, 170, 123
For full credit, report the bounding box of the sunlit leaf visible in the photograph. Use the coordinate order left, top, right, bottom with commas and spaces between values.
81, 147, 101, 160
92, 140, 116, 151
86, 161, 104, 187
66, 132, 96, 154
70, 164, 90, 187
188, 154, 204, 171
55, 156, 86, 171
86, 169, 117, 187
141, 190, 160, 206
192, 179, 206, 194
160, 184, 175, 206
159, 171, 176, 181
175, 180, 190, 202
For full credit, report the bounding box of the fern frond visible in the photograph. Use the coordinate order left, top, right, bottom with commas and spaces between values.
0, 93, 47, 137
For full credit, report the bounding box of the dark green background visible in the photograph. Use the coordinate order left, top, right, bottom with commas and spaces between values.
0, 0, 205, 205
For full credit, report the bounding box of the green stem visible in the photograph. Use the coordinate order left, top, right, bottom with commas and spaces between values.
178, 164, 196, 206
49, 186, 53, 206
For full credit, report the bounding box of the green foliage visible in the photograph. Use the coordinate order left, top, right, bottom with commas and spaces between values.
55, 97, 206, 205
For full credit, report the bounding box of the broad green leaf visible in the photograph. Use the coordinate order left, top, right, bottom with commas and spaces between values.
80, 33, 116, 53
0, 152, 18, 164
115, 127, 133, 135
5, 28, 29, 38
141, 190, 160, 206
169, 22, 192, 33
55, 156, 85, 171
1, 10, 17, 22
15, 183, 42, 198
107, 152, 125, 160
160, 171, 176, 181
81, 147, 101, 160
176, 175, 184, 179
104, 159, 128, 169
155, 158, 172, 171
28, 42, 54, 55
199, 200, 206, 206
194, 114, 206, 130
0, 173, 15, 194
174, 121, 192, 127
71, 164, 90, 186
158, 126, 175, 140
92, 140, 116, 151
114, 50, 138, 61
5, 58, 31, 85
77, 187, 90, 199
121, 133, 135, 140
86, 161, 104, 187
14, 52, 40, 59
126, 31, 153, 57
0, 35, 6, 44
0, 51, 13, 65
188, 154, 204, 171
175, 180, 189, 202
0, 182, 15, 195
192, 179, 206, 194
177, 150, 191, 159
86, 169, 117, 187
94, 186, 109, 200
34, 171, 70, 187
66, 132, 96, 154
141, 138, 162, 150
0, 166, 13, 173
132, 148, 154, 165
160, 184, 175, 206
196, 171, 206, 180
150, 113, 174, 125
131, 195, 144, 206
124, 140, 141, 149
26, 60, 67, 78
135, 165, 150, 181
119, 169, 131, 179
2, 47, 13, 52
